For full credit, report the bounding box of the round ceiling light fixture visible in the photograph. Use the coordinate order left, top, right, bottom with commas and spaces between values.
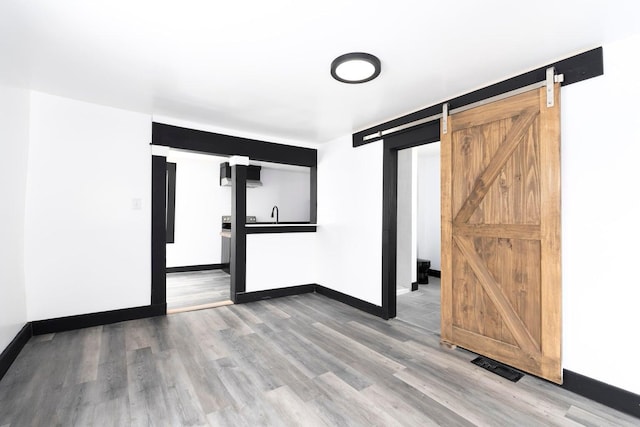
331, 52, 381, 84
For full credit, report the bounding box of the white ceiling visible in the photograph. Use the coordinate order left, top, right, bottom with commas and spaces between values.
2, 1, 639, 144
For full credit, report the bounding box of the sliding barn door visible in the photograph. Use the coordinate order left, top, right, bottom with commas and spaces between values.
440, 85, 562, 383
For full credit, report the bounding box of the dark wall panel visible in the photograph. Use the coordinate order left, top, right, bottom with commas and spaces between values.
152, 123, 317, 167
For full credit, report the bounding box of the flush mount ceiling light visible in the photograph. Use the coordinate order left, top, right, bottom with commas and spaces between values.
331, 52, 381, 84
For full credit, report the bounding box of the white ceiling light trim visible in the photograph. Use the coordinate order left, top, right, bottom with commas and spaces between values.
331, 52, 381, 84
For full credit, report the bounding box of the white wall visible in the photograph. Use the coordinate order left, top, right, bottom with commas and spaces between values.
166, 152, 230, 267
247, 166, 310, 223
396, 148, 415, 291
561, 34, 640, 394
417, 142, 441, 270
246, 233, 317, 292
24, 92, 151, 320
0, 85, 30, 350
316, 135, 383, 305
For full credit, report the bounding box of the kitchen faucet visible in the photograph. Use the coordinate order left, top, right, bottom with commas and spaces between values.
271, 205, 279, 224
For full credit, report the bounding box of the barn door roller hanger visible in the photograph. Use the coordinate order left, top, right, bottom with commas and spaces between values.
442, 67, 563, 135
546, 67, 564, 107
363, 68, 565, 142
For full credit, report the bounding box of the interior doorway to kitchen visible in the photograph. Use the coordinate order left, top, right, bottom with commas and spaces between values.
151, 122, 318, 313
395, 142, 441, 335
163, 151, 313, 313
165, 150, 233, 314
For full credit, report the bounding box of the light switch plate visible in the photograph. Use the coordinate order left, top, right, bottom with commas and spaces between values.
132, 198, 142, 210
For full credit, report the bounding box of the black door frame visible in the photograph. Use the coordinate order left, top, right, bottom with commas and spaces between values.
151, 155, 168, 307
382, 123, 440, 319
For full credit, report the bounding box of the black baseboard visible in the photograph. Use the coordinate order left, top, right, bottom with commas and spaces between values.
235, 284, 316, 303
561, 369, 640, 419
234, 283, 386, 319
428, 269, 441, 278
166, 264, 225, 273
411, 282, 419, 291
0, 323, 33, 382
31, 303, 167, 335
315, 285, 386, 318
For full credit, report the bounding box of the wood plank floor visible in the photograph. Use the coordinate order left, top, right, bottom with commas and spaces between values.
166, 270, 231, 311
1, 293, 637, 426
397, 277, 441, 335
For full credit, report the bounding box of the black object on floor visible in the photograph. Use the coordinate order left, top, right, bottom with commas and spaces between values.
471, 356, 524, 382
417, 259, 430, 284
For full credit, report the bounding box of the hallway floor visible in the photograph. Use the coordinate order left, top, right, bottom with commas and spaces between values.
396, 276, 441, 335
166, 269, 231, 312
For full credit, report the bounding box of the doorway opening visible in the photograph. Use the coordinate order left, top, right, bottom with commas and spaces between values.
394, 142, 441, 335
382, 84, 563, 383
162, 151, 314, 314
151, 122, 318, 313
165, 150, 233, 313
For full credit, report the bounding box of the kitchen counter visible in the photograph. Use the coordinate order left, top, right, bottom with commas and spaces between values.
247, 222, 317, 234
245, 223, 317, 227
220, 222, 317, 235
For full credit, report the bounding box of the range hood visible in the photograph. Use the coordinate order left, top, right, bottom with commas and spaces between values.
220, 162, 262, 188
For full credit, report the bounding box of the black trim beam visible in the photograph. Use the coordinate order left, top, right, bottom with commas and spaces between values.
246, 225, 317, 234
31, 304, 166, 335
166, 264, 225, 273
166, 162, 176, 244
383, 121, 441, 152
152, 123, 317, 167
0, 323, 32, 382
151, 155, 167, 306
353, 47, 604, 146
562, 369, 640, 419
230, 165, 247, 301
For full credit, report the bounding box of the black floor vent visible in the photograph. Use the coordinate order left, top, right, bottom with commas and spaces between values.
471, 356, 524, 382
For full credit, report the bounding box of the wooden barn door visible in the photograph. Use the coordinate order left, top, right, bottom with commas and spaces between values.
440, 85, 562, 383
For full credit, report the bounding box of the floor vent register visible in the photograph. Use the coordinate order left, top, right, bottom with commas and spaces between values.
471, 356, 525, 382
